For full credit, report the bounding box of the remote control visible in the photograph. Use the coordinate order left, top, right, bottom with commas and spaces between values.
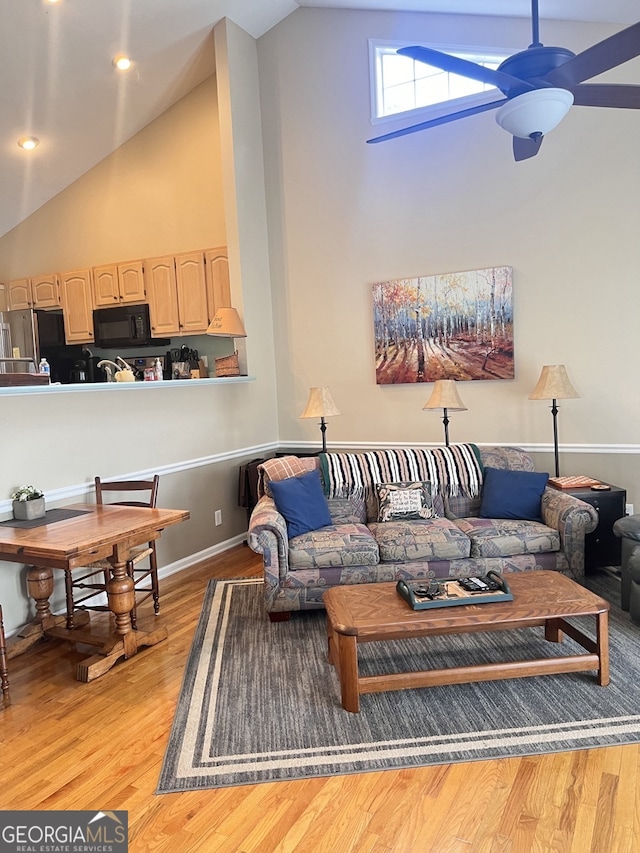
458, 576, 501, 593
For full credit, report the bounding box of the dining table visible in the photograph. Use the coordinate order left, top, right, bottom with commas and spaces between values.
0, 502, 189, 682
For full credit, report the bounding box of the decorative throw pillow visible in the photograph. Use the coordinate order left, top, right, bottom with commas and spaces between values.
269, 469, 333, 538
479, 467, 549, 522
376, 481, 436, 523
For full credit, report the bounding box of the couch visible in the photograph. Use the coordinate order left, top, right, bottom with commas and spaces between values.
248, 444, 598, 621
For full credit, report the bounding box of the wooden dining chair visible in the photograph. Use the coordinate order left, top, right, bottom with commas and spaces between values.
64, 475, 161, 630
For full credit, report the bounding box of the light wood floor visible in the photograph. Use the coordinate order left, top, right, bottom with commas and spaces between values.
2, 546, 639, 852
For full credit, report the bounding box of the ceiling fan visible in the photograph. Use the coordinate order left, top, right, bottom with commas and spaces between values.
367, 0, 640, 160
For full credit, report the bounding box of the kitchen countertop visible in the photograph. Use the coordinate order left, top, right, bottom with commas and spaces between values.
0, 375, 255, 396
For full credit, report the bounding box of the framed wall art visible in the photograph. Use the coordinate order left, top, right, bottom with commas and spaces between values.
373, 266, 513, 385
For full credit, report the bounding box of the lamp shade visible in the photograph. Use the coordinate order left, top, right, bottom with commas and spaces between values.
423, 380, 468, 412
529, 365, 579, 401
495, 88, 574, 139
206, 307, 247, 337
300, 386, 341, 419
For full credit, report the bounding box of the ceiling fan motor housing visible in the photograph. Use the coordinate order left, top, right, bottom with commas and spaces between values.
497, 46, 577, 92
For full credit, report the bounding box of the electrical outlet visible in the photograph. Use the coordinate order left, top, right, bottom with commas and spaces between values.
215, 509, 222, 526
626, 503, 635, 517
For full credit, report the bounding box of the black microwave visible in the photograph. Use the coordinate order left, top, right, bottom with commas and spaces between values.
93, 304, 169, 348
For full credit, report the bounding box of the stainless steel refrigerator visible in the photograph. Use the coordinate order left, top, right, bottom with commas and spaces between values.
0, 309, 39, 374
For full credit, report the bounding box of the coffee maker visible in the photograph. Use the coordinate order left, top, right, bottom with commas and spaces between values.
69, 348, 107, 383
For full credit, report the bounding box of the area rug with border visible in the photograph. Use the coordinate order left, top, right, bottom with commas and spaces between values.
157, 572, 640, 793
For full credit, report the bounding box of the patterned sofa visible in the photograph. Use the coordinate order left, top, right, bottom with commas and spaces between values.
248, 445, 598, 620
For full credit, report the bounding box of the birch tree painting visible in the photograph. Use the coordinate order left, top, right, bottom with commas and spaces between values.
373, 266, 513, 384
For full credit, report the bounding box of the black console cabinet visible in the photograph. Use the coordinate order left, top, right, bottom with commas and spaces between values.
560, 483, 626, 570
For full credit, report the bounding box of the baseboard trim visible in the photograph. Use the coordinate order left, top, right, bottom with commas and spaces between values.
157, 532, 248, 580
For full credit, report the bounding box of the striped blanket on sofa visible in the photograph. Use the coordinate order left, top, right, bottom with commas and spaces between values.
319, 444, 483, 501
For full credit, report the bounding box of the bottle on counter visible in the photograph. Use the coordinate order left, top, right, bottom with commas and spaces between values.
38, 358, 50, 378
154, 358, 163, 381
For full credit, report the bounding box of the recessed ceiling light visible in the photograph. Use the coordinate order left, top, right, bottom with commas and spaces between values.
113, 55, 132, 71
18, 137, 39, 151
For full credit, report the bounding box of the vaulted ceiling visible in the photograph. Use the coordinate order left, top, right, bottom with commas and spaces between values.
1, 1, 637, 239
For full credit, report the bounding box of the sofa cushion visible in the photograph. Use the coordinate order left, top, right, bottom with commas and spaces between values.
480, 467, 549, 522
454, 517, 561, 558
376, 481, 437, 522
327, 495, 367, 525
444, 493, 483, 520
368, 517, 471, 563
270, 469, 332, 538
257, 455, 318, 498
288, 523, 380, 570
445, 447, 537, 520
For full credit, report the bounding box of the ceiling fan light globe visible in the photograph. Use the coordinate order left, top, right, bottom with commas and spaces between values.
495, 88, 574, 139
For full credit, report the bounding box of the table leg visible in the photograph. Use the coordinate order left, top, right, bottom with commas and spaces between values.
106, 558, 136, 652
597, 610, 610, 686
336, 632, 360, 713
0, 606, 10, 708
7, 566, 69, 659
545, 617, 564, 643
75, 554, 167, 682
27, 565, 55, 627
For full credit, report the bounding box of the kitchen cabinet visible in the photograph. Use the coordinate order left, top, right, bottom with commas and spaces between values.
145, 251, 209, 336
8, 275, 60, 310
144, 256, 180, 337
93, 261, 145, 306
59, 268, 94, 344
7, 279, 30, 310
204, 247, 230, 320
175, 251, 208, 334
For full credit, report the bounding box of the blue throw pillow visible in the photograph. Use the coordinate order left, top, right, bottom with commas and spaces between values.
479, 467, 549, 522
270, 469, 333, 538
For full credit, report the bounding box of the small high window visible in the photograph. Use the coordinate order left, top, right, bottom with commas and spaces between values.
371, 40, 511, 123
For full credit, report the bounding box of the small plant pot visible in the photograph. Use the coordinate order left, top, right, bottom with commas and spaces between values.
13, 497, 45, 520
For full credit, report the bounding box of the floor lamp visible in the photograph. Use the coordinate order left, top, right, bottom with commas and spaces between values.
300, 387, 341, 452
529, 364, 579, 478
423, 380, 467, 446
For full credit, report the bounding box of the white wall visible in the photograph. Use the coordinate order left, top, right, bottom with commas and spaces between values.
1, 6, 639, 633
258, 7, 640, 491
0, 26, 279, 633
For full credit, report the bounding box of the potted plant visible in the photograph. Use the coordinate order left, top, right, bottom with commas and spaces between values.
11, 485, 46, 520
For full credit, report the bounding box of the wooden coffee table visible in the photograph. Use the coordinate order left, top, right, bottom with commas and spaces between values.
324, 571, 609, 712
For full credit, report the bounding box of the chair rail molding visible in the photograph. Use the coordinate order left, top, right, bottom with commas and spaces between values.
0, 443, 278, 516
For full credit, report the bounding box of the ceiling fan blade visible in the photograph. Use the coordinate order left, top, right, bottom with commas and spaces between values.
398, 46, 534, 96
367, 98, 506, 144
545, 21, 640, 86
513, 135, 543, 161
570, 83, 640, 109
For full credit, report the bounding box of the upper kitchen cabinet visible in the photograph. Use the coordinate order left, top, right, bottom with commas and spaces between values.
93, 261, 145, 307
204, 247, 231, 321
8, 274, 61, 310
175, 251, 209, 335
145, 251, 209, 337
144, 256, 180, 337
59, 269, 94, 344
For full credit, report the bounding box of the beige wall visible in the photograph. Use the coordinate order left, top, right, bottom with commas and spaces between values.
0, 24, 279, 633
258, 7, 640, 497
1, 7, 639, 632
0, 75, 226, 276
